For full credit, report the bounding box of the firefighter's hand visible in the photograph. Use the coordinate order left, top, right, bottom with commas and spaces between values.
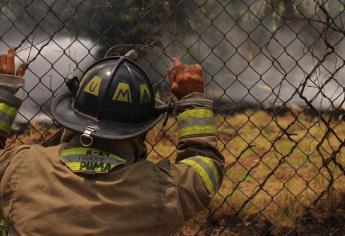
0, 48, 27, 77
167, 58, 204, 99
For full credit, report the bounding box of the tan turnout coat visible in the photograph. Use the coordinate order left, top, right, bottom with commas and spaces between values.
0, 93, 224, 236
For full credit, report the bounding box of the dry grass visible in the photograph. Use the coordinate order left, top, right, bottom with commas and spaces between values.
8, 108, 345, 235
147, 109, 345, 235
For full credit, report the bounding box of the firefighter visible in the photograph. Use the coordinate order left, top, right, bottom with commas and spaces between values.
0, 48, 224, 236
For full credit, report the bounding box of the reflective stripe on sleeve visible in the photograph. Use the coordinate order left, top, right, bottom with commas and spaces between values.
177, 108, 216, 139
177, 108, 213, 121
0, 120, 11, 135
180, 156, 220, 195
0, 103, 17, 135
178, 125, 216, 138
0, 103, 17, 117
177, 117, 214, 129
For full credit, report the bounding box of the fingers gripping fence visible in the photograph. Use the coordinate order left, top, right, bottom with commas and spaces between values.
1, 0, 345, 235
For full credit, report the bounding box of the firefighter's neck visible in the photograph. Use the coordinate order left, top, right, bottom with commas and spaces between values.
66, 133, 148, 164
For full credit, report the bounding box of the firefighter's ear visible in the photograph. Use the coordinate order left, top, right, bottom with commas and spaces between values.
66, 76, 80, 94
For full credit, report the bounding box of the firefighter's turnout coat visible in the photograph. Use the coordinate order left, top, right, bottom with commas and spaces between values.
0, 85, 224, 235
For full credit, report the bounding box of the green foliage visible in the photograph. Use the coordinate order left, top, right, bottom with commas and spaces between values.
68, 0, 195, 49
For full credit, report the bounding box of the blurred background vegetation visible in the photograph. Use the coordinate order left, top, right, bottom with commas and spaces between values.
2, 0, 345, 54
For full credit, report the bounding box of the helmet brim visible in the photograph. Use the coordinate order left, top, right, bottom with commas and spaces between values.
50, 92, 166, 140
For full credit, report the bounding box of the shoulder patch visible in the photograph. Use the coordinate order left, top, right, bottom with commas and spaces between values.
60, 147, 127, 174
84, 76, 102, 96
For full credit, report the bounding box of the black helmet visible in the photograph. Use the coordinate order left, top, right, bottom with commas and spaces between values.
51, 56, 166, 141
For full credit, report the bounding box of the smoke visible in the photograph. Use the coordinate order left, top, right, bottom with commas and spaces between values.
2, 0, 345, 126
0, 31, 99, 122
141, 17, 345, 112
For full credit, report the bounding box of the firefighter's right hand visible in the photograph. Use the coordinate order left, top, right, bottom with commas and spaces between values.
0, 48, 27, 77
0, 48, 27, 93
167, 58, 204, 100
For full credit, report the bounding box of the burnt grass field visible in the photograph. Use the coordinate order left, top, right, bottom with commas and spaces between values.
7, 107, 345, 236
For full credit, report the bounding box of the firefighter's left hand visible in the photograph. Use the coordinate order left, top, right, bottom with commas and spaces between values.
167, 58, 204, 100
0, 47, 27, 77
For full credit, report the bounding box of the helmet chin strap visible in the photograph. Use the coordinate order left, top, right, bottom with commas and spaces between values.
66, 75, 80, 94
153, 99, 175, 142
155, 101, 175, 115
80, 125, 97, 147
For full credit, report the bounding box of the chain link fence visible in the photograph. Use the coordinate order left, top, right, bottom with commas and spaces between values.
1, 0, 345, 235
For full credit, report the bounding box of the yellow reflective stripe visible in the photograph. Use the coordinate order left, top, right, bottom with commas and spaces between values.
177, 108, 213, 122
65, 162, 80, 171
0, 103, 17, 117
177, 108, 216, 138
178, 125, 216, 138
61, 147, 93, 156
0, 120, 11, 134
178, 117, 214, 129
61, 147, 124, 162
180, 158, 216, 195
197, 156, 219, 185
188, 156, 219, 192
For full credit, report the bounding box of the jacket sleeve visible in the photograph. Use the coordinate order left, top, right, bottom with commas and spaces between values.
0, 75, 23, 222
0, 82, 23, 179
161, 92, 225, 221
0, 87, 21, 148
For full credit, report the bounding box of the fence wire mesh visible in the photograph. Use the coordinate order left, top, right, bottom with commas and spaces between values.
1, 0, 345, 235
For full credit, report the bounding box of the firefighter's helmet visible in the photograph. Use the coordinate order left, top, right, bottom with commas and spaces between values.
51, 56, 166, 142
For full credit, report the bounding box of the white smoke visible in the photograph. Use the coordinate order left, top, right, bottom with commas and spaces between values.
0, 32, 99, 122
141, 19, 345, 112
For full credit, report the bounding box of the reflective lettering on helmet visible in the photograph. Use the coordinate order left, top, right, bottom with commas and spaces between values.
84, 76, 102, 96
112, 82, 132, 103
140, 84, 151, 103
